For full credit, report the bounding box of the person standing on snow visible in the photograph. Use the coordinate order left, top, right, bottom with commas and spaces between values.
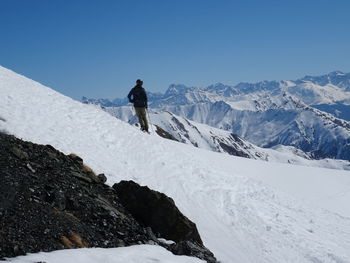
127, 79, 149, 132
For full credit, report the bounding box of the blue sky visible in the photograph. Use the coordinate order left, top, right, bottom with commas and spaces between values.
1, 0, 350, 100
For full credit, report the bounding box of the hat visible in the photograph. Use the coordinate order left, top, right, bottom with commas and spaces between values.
136, 79, 143, 85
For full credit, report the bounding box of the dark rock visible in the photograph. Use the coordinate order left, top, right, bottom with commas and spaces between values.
0, 133, 155, 259
154, 125, 179, 141
10, 146, 29, 160
113, 180, 203, 245
170, 241, 217, 263
97, 173, 107, 184
54, 190, 66, 211
219, 142, 250, 158
71, 171, 93, 183
145, 227, 158, 242
68, 153, 84, 167
0, 132, 218, 262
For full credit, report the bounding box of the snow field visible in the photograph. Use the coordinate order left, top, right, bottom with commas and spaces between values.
4, 245, 204, 263
1, 66, 350, 262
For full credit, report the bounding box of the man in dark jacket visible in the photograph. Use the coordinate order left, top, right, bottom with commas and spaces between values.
128, 79, 149, 132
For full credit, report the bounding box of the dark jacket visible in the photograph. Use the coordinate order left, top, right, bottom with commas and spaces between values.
127, 85, 148, 108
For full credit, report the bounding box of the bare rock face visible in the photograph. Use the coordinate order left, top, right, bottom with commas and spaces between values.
0, 132, 218, 262
0, 132, 216, 262
0, 133, 155, 259
113, 180, 217, 262
154, 125, 179, 141
170, 241, 217, 263
113, 180, 203, 245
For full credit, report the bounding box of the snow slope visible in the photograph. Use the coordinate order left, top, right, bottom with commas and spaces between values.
106, 106, 350, 170
161, 97, 350, 160
85, 72, 350, 160
4, 245, 203, 263
1, 66, 350, 263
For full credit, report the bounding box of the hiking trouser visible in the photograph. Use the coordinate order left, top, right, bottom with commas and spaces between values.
134, 107, 149, 131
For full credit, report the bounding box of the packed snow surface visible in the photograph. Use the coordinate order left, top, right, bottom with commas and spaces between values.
1, 66, 350, 263
4, 245, 203, 263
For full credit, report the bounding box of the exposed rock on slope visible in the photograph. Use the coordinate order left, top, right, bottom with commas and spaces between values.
103, 108, 350, 170
113, 181, 216, 262
113, 180, 203, 245
0, 132, 216, 262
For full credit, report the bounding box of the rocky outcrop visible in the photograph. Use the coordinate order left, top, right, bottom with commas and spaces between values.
154, 125, 179, 141
0, 132, 217, 262
0, 133, 155, 259
113, 180, 203, 245
113, 180, 216, 263
171, 241, 217, 263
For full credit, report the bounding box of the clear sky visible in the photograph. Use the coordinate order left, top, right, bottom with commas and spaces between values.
1, 0, 350, 100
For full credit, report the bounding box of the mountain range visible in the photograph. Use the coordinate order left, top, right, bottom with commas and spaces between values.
103, 105, 350, 170
83, 71, 350, 161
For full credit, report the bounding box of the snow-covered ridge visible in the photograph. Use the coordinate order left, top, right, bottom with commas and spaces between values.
83, 71, 350, 108
161, 95, 350, 159
83, 71, 350, 160
106, 106, 350, 170
1, 66, 350, 262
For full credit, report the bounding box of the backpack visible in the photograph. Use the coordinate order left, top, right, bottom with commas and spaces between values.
130, 87, 147, 107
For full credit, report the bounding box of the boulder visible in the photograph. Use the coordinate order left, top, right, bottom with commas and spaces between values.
170, 241, 217, 263
113, 180, 203, 245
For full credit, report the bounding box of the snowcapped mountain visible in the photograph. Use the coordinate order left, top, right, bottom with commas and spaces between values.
148, 71, 350, 107
161, 96, 350, 161
85, 71, 350, 109
81, 96, 129, 107
84, 71, 350, 160
104, 106, 350, 170
2, 66, 350, 262
297, 71, 350, 91
155, 72, 350, 112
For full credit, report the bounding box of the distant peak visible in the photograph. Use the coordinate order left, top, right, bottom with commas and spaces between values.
165, 84, 193, 95
302, 70, 347, 79
329, 70, 345, 76
205, 82, 232, 91
210, 82, 227, 87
